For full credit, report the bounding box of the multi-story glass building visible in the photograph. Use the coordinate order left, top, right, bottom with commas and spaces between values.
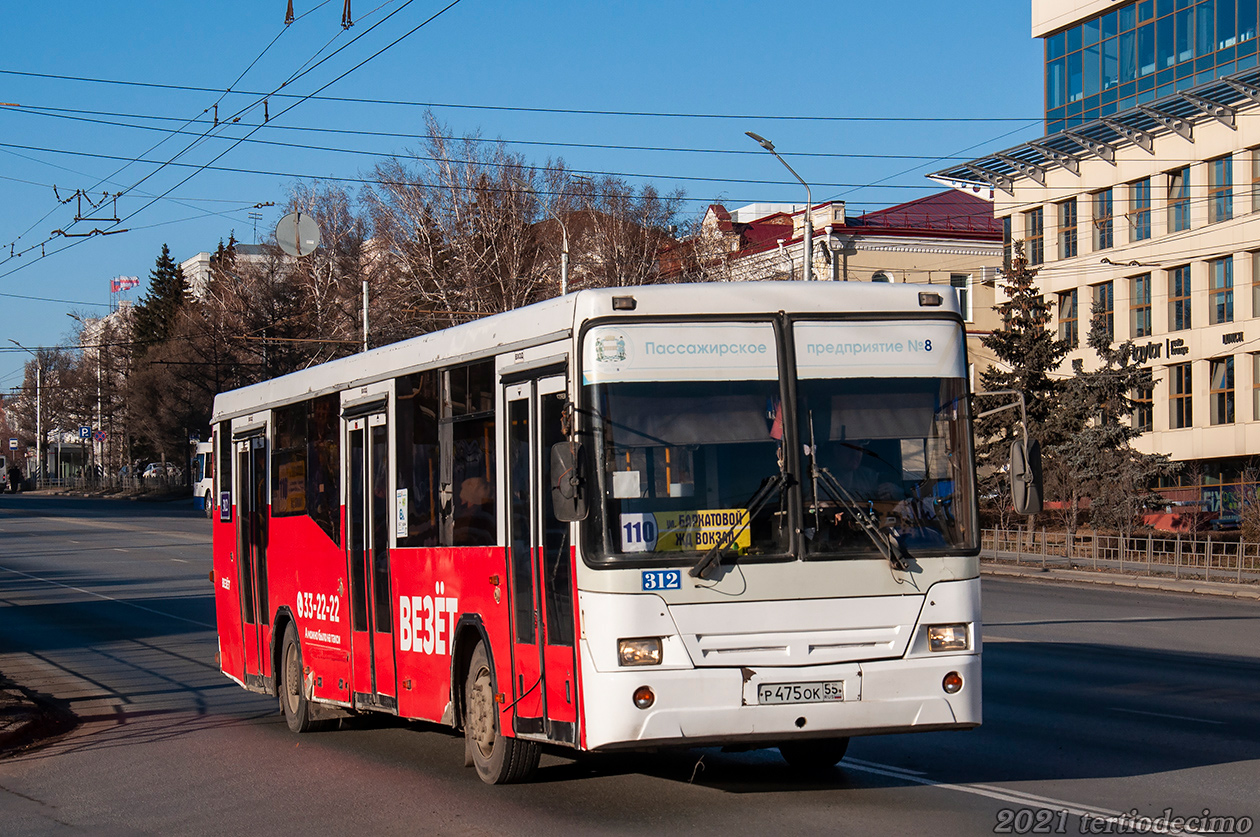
934, 0, 1260, 524
1046, 1, 1260, 133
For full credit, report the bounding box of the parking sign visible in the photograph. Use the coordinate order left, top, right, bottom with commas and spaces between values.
79, 425, 91, 440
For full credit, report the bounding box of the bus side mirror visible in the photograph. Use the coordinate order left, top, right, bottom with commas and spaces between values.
550, 441, 588, 522
1010, 438, 1043, 516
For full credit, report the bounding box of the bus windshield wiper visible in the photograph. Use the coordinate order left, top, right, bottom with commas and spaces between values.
689, 473, 787, 581
811, 464, 910, 572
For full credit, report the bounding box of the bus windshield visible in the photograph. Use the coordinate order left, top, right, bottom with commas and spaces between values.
583, 322, 787, 560
798, 376, 975, 555
580, 317, 976, 563
794, 318, 976, 557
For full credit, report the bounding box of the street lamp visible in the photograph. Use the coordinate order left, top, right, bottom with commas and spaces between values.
746, 131, 813, 282
8, 339, 41, 489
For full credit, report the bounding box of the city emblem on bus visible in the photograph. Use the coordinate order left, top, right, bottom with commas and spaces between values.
595, 334, 627, 363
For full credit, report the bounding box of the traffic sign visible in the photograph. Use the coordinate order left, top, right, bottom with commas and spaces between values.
8, 438, 16, 450
93, 431, 107, 443
79, 425, 91, 440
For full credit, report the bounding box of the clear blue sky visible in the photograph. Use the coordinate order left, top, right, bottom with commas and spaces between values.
0, 0, 1043, 391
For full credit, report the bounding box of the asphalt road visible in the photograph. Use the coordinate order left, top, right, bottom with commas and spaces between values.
1, 495, 1257, 836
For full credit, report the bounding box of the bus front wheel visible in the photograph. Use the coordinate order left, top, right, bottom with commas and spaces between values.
778, 737, 850, 770
204, 491, 214, 519
280, 622, 317, 733
464, 642, 539, 784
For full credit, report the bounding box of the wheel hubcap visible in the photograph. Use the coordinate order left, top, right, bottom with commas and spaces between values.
468, 666, 495, 758
285, 645, 300, 714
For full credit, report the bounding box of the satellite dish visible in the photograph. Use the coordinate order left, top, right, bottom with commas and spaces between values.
274, 212, 320, 257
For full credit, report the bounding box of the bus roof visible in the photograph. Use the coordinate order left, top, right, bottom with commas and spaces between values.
211, 281, 960, 422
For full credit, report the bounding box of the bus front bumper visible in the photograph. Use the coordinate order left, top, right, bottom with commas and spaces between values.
579, 653, 980, 752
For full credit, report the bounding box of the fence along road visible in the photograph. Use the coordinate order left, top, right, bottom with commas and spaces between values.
983, 528, 1260, 585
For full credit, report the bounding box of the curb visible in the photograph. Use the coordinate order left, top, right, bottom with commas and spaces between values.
982, 563, 1260, 600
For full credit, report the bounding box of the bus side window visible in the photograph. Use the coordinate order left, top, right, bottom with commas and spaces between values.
307, 394, 340, 545
396, 371, 440, 547
446, 360, 497, 547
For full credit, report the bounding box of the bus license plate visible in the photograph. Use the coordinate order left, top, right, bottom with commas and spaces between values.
757, 681, 843, 705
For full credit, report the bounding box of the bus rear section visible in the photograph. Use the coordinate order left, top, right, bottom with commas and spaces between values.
209, 282, 983, 784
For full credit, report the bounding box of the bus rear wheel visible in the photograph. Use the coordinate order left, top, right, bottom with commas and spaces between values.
778, 737, 850, 770
464, 642, 539, 784
280, 622, 318, 733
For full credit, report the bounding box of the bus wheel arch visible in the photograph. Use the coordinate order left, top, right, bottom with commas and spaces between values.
449, 616, 491, 732
270, 607, 296, 701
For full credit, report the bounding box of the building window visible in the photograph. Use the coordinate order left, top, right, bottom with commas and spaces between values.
1058, 198, 1078, 259
1252, 148, 1260, 214
1208, 155, 1233, 224
1059, 289, 1079, 348
1128, 178, 1151, 241
1170, 362, 1192, 429
1210, 357, 1235, 425
1253, 354, 1260, 421
1252, 252, 1260, 318
1209, 256, 1234, 325
1002, 216, 1012, 274
950, 273, 971, 321
1168, 166, 1190, 233
1169, 265, 1191, 331
1131, 273, 1152, 338
1133, 369, 1153, 433
1025, 207, 1044, 266
1093, 189, 1114, 250
1092, 281, 1114, 342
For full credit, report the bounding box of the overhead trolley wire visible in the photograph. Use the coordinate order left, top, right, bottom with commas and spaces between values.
0, 68, 1041, 123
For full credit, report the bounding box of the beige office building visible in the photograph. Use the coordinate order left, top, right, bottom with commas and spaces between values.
935, 0, 1260, 521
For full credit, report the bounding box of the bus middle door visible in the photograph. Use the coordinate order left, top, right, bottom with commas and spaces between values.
346, 411, 397, 711
505, 375, 577, 744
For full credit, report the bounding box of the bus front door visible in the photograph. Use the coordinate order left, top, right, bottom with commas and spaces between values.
346, 412, 397, 711
235, 435, 271, 690
505, 375, 578, 744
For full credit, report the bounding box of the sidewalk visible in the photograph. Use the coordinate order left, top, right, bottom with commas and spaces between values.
983, 560, 1260, 600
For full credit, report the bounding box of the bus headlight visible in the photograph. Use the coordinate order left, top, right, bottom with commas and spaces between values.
927, 624, 969, 652
618, 637, 663, 666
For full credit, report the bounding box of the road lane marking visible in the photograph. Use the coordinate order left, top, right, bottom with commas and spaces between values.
1110, 707, 1225, 725
170, 558, 188, 563
0, 564, 213, 628
843, 757, 1125, 821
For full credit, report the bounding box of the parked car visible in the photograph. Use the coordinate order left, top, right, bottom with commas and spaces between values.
142, 462, 181, 480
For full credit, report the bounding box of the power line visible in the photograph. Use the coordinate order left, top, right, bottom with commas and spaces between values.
0, 138, 986, 192
0, 0, 456, 280
4, 103, 1007, 162
0, 68, 1042, 122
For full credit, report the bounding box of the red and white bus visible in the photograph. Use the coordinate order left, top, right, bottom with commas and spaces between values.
211, 281, 989, 783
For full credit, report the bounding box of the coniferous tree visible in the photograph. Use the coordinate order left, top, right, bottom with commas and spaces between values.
1053, 297, 1177, 538
131, 243, 189, 357
975, 242, 1071, 526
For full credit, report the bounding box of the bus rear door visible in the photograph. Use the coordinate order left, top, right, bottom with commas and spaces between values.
235, 434, 271, 689
504, 374, 577, 744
